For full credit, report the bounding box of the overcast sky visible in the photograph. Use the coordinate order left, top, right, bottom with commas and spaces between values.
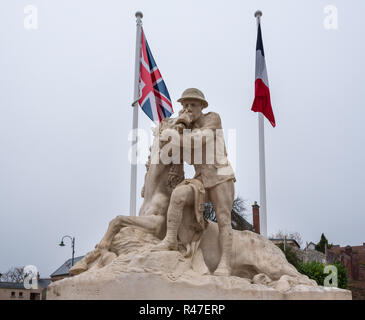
1, 0, 364, 278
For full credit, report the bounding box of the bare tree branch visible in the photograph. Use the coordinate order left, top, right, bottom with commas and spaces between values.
204, 197, 251, 231
270, 230, 303, 248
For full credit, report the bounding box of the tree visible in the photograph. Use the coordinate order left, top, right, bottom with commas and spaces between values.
298, 261, 348, 289
270, 230, 303, 248
276, 243, 301, 269
0, 267, 25, 283
315, 233, 333, 253
204, 197, 251, 231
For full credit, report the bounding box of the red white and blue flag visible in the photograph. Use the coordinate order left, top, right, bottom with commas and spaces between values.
138, 28, 173, 124
251, 21, 276, 127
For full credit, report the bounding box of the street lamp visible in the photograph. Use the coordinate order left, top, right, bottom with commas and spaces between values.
59, 235, 75, 266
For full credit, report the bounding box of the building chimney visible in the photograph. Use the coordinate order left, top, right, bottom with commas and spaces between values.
252, 201, 260, 234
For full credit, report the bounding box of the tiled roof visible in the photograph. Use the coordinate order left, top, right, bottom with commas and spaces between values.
38, 278, 51, 289
269, 238, 301, 248
0, 279, 51, 289
0, 282, 26, 289
50, 256, 84, 277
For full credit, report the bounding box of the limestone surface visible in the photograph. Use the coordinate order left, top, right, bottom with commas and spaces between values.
47, 91, 352, 300
47, 227, 351, 300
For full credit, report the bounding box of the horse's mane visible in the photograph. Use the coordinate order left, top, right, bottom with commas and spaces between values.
142, 118, 185, 198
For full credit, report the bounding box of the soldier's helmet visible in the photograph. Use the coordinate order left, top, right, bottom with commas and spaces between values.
177, 88, 208, 108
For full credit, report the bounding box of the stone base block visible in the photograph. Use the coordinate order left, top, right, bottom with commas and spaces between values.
47, 270, 351, 300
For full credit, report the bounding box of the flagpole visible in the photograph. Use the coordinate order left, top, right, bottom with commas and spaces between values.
255, 10, 268, 237
130, 11, 143, 217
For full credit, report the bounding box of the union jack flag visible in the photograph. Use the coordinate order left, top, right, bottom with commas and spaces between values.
138, 28, 173, 123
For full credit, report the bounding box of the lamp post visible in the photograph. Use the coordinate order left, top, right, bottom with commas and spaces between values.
59, 235, 75, 267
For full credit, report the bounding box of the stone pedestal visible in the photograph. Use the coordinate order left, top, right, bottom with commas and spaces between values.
47, 250, 351, 300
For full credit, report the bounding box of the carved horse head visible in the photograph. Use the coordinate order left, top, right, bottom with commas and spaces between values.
138, 118, 185, 217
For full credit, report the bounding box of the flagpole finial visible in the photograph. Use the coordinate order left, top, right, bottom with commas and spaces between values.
135, 11, 143, 19
254, 10, 262, 18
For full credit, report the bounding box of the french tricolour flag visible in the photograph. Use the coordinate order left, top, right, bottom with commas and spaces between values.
251, 21, 276, 127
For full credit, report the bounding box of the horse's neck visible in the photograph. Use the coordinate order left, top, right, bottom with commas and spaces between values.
139, 121, 184, 216
139, 163, 172, 216
147, 163, 171, 194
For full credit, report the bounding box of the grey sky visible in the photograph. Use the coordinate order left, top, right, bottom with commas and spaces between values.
1, 0, 364, 278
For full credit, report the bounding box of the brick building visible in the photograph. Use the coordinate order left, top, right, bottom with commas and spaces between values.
0, 278, 50, 300
329, 243, 365, 281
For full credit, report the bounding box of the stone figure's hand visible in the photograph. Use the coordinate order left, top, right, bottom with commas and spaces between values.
176, 108, 193, 128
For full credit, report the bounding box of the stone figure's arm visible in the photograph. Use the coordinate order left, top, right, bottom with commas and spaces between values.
159, 113, 223, 150
189, 112, 222, 149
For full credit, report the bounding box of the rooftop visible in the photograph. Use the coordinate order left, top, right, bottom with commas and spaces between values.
0, 282, 26, 289
269, 238, 301, 249
0, 278, 51, 289
50, 256, 84, 277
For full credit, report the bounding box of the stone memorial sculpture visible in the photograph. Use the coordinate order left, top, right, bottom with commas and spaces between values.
47, 89, 351, 299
